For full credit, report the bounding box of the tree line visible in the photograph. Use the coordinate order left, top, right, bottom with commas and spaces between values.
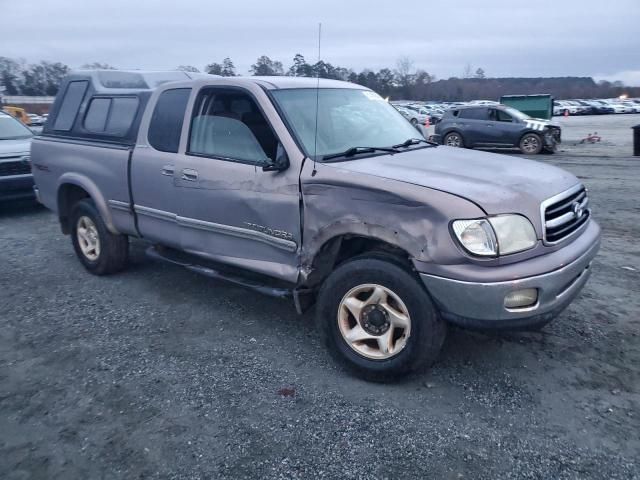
1, 55, 637, 101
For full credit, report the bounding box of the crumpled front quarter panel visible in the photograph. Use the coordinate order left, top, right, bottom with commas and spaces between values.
300, 159, 485, 269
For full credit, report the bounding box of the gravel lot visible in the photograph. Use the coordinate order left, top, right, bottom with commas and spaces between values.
1, 115, 639, 479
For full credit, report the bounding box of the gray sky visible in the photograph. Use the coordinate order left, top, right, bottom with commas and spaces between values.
3, 0, 640, 85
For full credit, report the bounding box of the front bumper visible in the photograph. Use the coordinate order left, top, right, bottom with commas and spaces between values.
0, 174, 35, 201
420, 221, 600, 329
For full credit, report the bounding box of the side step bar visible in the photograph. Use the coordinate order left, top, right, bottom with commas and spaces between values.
146, 246, 293, 299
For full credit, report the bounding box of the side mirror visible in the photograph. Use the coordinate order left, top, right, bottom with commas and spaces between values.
262, 143, 289, 172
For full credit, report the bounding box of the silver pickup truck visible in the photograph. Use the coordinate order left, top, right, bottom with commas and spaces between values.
31, 70, 600, 380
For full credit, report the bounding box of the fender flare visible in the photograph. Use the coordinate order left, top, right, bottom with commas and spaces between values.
57, 172, 119, 234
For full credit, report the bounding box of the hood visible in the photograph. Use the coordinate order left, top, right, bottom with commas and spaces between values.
0, 138, 32, 157
325, 146, 579, 234
524, 118, 560, 129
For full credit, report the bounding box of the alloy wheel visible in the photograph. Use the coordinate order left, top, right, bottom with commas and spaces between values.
521, 136, 540, 154
76, 215, 101, 261
337, 284, 411, 360
445, 134, 462, 147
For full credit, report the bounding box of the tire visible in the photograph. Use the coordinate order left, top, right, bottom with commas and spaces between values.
444, 132, 464, 148
70, 198, 128, 275
410, 118, 418, 126
519, 133, 543, 155
316, 255, 446, 381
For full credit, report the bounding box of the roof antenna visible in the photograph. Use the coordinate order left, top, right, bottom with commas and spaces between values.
312, 22, 322, 176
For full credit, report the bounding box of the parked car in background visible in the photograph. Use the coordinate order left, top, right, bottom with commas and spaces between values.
27, 113, 44, 126
434, 105, 561, 154
0, 111, 34, 201
603, 101, 631, 114
468, 100, 499, 106
570, 101, 596, 116
580, 100, 614, 115
564, 101, 590, 115
404, 105, 436, 124
31, 70, 599, 380
394, 105, 426, 125
554, 101, 578, 116
621, 101, 640, 113
420, 104, 445, 121
553, 103, 565, 116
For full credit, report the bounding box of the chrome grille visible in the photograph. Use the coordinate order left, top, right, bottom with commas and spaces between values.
542, 185, 590, 244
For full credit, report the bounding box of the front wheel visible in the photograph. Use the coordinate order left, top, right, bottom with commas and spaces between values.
70, 199, 129, 275
316, 256, 446, 381
444, 132, 464, 148
520, 133, 543, 154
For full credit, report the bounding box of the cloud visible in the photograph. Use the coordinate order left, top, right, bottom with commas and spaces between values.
1, 0, 639, 79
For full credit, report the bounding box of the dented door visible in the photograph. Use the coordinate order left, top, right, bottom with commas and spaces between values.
173, 84, 302, 283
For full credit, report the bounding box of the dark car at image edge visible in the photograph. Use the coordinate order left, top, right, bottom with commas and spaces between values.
0, 111, 35, 201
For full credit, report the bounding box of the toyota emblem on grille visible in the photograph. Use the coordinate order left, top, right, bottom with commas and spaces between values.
572, 201, 584, 219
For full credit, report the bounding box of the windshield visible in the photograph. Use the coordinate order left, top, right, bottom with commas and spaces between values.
271, 88, 422, 160
0, 115, 33, 140
501, 105, 530, 121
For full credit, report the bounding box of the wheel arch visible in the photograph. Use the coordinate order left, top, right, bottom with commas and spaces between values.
519, 129, 542, 141
57, 173, 118, 235
302, 231, 416, 289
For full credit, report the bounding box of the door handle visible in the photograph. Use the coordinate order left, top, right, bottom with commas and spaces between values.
161, 165, 175, 176
181, 168, 199, 181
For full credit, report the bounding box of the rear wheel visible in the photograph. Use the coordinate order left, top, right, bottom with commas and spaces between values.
444, 132, 464, 148
410, 118, 418, 126
520, 133, 543, 154
316, 256, 446, 381
70, 199, 128, 275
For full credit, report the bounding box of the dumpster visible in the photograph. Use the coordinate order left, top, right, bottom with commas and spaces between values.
633, 124, 640, 156
500, 94, 554, 120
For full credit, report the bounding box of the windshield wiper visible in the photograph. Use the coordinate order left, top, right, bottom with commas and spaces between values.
322, 146, 399, 161
392, 138, 438, 148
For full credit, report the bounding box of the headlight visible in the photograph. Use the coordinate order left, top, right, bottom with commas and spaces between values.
488, 215, 537, 254
452, 219, 497, 256
452, 215, 537, 257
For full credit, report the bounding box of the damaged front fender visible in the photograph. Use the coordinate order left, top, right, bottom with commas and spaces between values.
299, 159, 485, 280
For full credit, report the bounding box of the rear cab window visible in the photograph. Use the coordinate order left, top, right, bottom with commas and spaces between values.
148, 89, 191, 153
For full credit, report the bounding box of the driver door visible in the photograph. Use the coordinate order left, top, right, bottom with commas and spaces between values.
174, 85, 302, 283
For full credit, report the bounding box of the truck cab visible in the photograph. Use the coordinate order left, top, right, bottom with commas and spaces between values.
31, 71, 600, 380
